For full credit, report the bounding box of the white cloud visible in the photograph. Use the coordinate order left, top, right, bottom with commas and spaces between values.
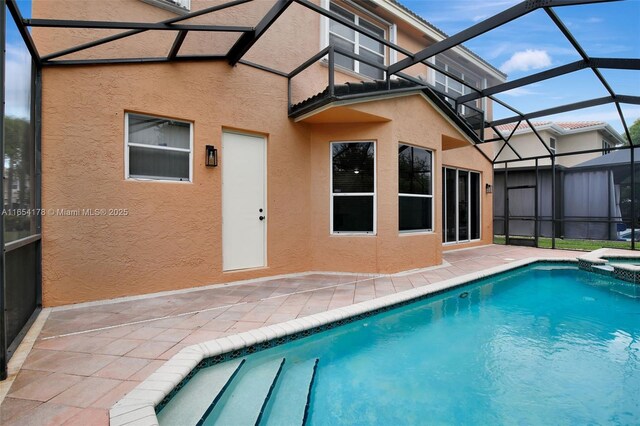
499, 49, 552, 73
484, 42, 574, 61
502, 87, 541, 97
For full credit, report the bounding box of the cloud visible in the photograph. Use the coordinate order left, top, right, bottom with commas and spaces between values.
502, 87, 541, 97
499, 49, 552, 73
482, 42, 574, 61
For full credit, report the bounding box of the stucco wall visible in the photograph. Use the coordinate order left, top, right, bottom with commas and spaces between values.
494, 130, 554, 168
40, 62, 314, 306
35, 0, 495, 306
556, 131, 607, 167
307, 94, 493, 273
494, 129, 609, 169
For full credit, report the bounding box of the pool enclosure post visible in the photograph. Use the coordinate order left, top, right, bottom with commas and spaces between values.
632, 147, 636, 251
504, 162, 509, 244
535, 159, 539, 247
0, 0, 7, 381
34, 66, 43, 309
551, 157, 556, 249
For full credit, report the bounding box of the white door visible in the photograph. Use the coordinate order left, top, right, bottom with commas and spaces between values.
222, 131, 266, 271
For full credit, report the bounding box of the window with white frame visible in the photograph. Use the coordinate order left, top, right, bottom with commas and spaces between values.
434, 58, 482, 114
602, 139, 612, 154
399, 144, 433, 232
331, 142, 376, 233
443, 167, 481, 243
125, 113, 192, 182
550, 137, 557, 154
327, 1, 386, 80
140, 0, 190, 13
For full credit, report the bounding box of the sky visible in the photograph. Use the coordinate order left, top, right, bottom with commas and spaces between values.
4, 0, 640, 132
5, 0, 33, 119
400, 0, 640, 133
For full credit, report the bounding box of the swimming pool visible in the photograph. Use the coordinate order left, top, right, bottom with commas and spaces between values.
151, 263, 640, 425
604, 256, 640, 266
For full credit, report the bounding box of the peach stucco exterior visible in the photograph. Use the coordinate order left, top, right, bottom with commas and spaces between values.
34, 0, 496, 306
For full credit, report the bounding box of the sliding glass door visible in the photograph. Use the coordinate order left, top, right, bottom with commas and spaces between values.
443, 167, 481, 243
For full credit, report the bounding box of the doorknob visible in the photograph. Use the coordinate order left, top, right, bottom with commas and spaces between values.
259, 216, 265, 221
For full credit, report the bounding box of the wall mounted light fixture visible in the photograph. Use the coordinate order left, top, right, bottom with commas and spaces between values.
486, 183, 493, 194
206, 145, 218, 167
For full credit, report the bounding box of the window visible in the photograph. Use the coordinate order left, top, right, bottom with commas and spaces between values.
327, 2, 386, 80
550, 137, 556, 154
602, 139, 612, 154
125, 113, 192, 182
331, 142, 375, 234
399, 144, 433, 232
141, 0, 190, 13
433, 59, 482, 114
443, 167, 480, 243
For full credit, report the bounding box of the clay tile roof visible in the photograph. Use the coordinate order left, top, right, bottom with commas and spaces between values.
493, 121, 606, 134
553, 121, 605, 130
492, 122, 549, 133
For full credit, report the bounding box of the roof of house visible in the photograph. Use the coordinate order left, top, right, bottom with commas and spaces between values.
388, 0, 507, 80
290, 77, 483, 143
493, 121, 627, 145
573, 148, 639, 169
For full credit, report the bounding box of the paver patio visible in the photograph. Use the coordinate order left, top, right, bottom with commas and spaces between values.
0, 245, 583, 425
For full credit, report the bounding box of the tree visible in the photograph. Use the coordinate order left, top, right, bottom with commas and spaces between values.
626, 118, 640, 145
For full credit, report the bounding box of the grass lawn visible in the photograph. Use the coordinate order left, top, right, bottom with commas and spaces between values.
493, 236, 635, 251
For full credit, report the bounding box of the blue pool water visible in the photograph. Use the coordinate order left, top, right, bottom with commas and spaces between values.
604, 256, 640, 266
158, 264, 640, 425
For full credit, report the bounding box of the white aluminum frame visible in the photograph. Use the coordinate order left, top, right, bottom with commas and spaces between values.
330, 141, 377, 236
398, 143, 434, 234
442, 166, 481, 244
124, 112, 193, 183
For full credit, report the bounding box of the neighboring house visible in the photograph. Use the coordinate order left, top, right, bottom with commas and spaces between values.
493, 124, 629, 242
493, 121, 626, 168
33, 0, 506, 306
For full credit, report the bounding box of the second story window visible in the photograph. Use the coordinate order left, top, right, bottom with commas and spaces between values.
328, 2, 386, 80
140, 0, 190, 13
550, 137, 557, 154
602, 139, 612, 154
434, 59, 482, 115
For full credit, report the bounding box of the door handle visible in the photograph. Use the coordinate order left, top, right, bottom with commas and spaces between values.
259, 216, 265, 221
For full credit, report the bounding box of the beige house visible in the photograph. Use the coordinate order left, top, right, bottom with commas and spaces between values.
493, 121, 626, 168
32, 0, 507, 306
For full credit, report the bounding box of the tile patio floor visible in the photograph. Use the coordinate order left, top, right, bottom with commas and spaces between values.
0, 245, 583, 425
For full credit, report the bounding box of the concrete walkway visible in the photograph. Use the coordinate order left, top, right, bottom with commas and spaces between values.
0, 245, 582, 425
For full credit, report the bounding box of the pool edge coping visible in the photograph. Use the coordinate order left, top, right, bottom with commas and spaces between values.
109, 256, 575, 426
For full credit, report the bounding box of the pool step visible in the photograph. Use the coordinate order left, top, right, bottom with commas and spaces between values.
260, 358, 319, 426
200, 358, 286, 426
592, 264, 615, 277
158, 358, 244, 426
